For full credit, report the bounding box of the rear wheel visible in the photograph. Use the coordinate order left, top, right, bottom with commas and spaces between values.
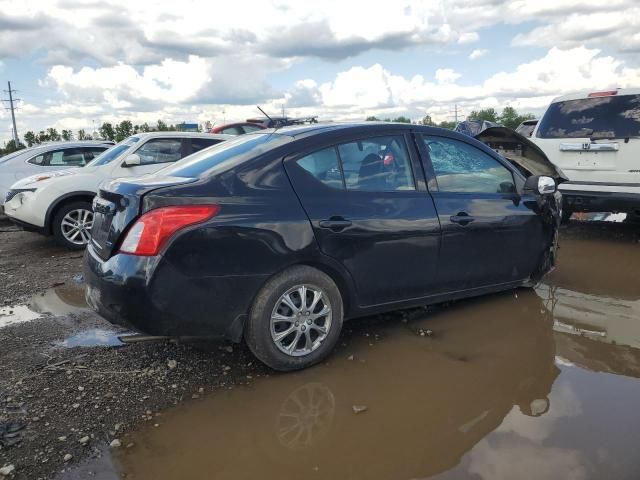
245, 266, 344, 371
52, 201, 94, 250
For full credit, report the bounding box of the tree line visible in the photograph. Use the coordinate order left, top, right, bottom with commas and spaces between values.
0, 120, 190, 156
1, 107, 536, 157
366, 106, 535, 130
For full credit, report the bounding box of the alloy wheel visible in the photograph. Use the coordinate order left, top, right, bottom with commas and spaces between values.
60, 208, 93, 246
270, 284, 332, 357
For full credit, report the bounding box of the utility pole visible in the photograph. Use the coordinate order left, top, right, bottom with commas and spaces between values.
3, 82, 21, 144
448, 103, 464, 124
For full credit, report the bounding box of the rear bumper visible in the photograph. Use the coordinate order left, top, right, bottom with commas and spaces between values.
84, 245, 269, 342
559, 186, 640, 213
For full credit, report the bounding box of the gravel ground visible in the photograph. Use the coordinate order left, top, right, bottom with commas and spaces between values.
0, 222, 268, 480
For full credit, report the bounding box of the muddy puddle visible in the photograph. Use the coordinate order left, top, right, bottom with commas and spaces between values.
0, 284, 88, 328
76, 221, 640, 479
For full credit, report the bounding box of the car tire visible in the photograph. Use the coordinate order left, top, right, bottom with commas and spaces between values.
244, 265, 344, 371
52, 200, 94, 250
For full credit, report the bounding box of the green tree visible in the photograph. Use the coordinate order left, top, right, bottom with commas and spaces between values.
37, 130, 50, 143
115, 120, 133, 142
437, 120, 456, 130
140, 122, 151, 133
156, 120, 169, 131
365, 116, 381, 121
24, 131, 37, 147
61, 129, 73, 141
418, 115, 436, 126
78, 129, 87, 140
391, 116, 412, 123
2, 139, 25, 154
498, 106, 536, 130
47, 128, 61, 141
467, 108, 498, 123
99, 122, 116, 141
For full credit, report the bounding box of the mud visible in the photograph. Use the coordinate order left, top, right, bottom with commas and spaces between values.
1, 217, 639, 479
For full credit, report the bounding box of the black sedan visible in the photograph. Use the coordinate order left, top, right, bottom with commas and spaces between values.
85, 123, 565, 371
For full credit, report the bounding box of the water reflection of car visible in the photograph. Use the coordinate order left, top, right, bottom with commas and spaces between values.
86, 123, 565, 371
3, 132, 230, 249
114, 291, 559, 480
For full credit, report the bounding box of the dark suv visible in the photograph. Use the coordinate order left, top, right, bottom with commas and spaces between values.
85, 123, 564, 371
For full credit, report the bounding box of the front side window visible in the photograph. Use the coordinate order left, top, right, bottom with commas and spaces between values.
242, 125, 263, 133
296, 147, 344, 189
48, 148, 87, 166
423, 136, 515, 194
82, 147, 109, 162
222, 127, 243, 135
135, 138, 183, 165
190, 138, 223, 154
337, 136, 415, 191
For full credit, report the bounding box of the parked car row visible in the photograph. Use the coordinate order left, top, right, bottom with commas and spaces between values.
2, 132, 230, 248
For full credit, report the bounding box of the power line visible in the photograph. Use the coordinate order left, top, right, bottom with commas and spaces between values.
2, 81, 21, 144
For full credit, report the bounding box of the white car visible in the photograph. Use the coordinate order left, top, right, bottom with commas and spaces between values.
0, 141, 113, 207
531, 88, 640, 221
4, 132, 230, 249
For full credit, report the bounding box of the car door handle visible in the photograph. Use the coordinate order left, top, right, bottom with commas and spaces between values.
450, 212, 475, 225
319, 217, 352, 231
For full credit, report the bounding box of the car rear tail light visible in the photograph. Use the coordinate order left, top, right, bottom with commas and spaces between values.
588, 90, 618, 97
119, 205, 220, 256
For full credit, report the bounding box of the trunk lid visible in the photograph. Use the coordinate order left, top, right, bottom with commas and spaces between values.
531, 92, 640, 185
475, 126, 568, 182
90, 175, 196, 259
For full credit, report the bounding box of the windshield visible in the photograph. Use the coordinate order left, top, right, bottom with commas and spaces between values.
537, 94, 640, 139
86, 136, 140, 166
160, 133, 289, 178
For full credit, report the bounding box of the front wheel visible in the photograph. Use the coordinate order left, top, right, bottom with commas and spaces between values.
245, 266, 344, 371
52, 201, 94, 250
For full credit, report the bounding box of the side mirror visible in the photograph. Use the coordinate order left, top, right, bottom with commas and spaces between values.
122, 153, 141, 167
524, 175, 556, 195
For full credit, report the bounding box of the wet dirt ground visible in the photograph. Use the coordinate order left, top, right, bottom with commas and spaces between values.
1, 216, 640, 479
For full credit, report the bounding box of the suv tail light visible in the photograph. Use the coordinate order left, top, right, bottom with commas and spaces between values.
588, 90, 618, 97
119, 205, 220, 256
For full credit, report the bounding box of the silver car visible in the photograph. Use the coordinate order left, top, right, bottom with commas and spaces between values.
0, 141, 113, 206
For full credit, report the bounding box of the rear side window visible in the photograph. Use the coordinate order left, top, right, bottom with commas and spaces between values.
338, 136, 415, 191
222, 127, 243, 135
190, 138, 223, 154
136, 138, 184, 165
242, 125, 263, 133
537, 94, 640, 139
423, 136, 515, 194
296, 148, 343, 189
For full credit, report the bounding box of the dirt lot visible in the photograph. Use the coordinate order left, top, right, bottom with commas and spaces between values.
1, 217, 639, 479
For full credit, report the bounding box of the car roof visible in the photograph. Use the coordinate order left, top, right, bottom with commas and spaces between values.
7, 141, 113, 155
257, 121, 444, 140
551, 88, 640, 103
132, 132, 232, 140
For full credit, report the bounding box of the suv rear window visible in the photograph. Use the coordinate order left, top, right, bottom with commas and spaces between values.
537, 94, 640, 139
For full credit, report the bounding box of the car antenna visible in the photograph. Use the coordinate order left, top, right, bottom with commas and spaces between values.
257, 106, 273, 123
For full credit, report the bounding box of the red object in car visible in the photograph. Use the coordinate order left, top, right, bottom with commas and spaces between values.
209, 122, 267, 135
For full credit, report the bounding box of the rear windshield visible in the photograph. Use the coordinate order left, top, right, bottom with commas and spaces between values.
86, 136, 140, 166
537, 94, 640, 139
160, 133, 289, 178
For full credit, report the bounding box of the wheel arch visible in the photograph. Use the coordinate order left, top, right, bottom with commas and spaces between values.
45, 191, 96, 234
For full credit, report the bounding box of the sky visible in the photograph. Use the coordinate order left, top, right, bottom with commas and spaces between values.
0, 0, 639, 144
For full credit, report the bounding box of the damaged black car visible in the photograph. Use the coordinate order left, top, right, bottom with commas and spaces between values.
84, 123, 566, 371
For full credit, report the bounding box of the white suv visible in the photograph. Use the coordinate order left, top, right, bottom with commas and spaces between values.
532, 88, 640, 220
4, 132, 230, 249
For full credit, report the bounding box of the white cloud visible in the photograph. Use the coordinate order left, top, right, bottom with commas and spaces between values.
458, 32, 479, 44
469, 49, 488, 60
435, 68, 462, 84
